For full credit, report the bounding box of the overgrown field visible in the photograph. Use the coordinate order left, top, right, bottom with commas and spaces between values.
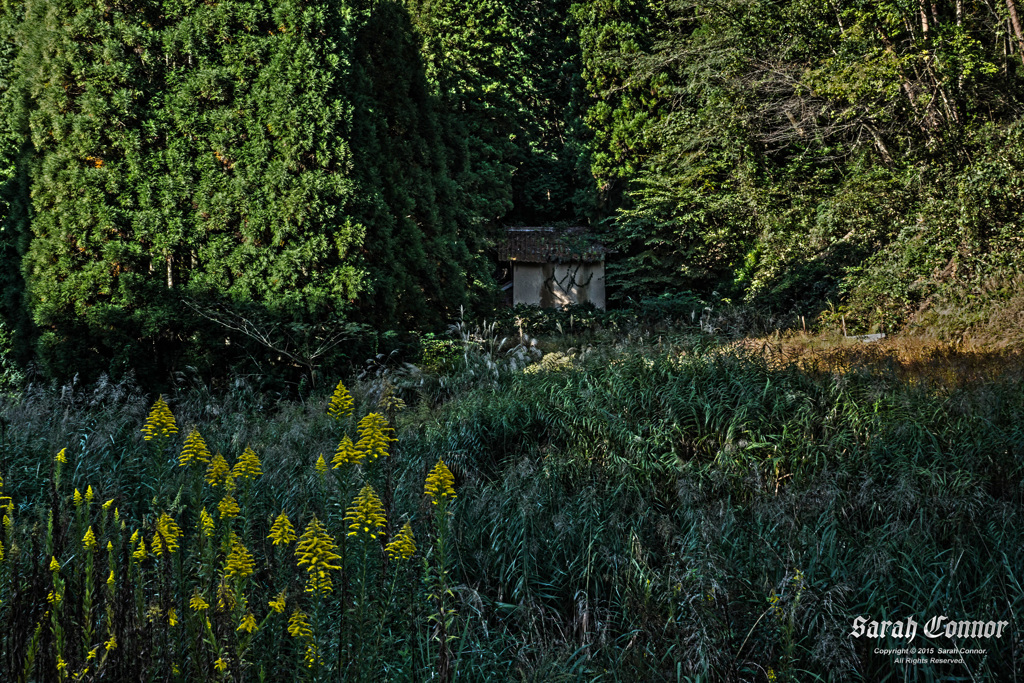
0, 329, 1021, 682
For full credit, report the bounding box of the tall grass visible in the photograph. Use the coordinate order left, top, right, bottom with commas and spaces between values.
0, 334, 1021, 681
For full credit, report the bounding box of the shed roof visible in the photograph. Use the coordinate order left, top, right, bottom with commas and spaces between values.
498, 226, 607, 264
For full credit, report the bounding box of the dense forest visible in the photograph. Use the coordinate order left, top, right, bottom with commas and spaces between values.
0, 2, 1022, 681
2, 0, 1023, 383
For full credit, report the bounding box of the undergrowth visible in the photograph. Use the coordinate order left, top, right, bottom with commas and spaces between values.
0, 331, 1021, 681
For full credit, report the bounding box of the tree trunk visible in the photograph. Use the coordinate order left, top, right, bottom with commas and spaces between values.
1008, 0, 1024, 65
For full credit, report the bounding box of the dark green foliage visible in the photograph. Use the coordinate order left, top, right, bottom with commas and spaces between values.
0, 0, 507, 383
1, 338, 1022, 679
347, 0, 475, 329
571, 0, 1024, 327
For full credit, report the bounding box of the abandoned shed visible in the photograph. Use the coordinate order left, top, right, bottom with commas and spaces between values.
498, 226, 607, 309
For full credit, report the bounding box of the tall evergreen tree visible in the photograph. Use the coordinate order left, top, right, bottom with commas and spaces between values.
347, 0, 481, 328
2, 0, 496, 380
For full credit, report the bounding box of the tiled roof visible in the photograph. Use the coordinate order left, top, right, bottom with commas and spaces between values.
497, 226, 607, 263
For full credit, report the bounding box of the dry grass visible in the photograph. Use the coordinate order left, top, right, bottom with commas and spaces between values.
728, 330, 1024, 388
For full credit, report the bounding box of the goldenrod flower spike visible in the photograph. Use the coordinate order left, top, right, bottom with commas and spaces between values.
198, 507, 215, 537
295, 517, 342, 594
217, 578, 237, 610
55, 448, 68, 464
225, 534, 256, 578
218, 495, 240, 519
132, 537, 147, 562
102, 498, 114, 511
344, 485, 387, 539
232, 446, 263, 481
269, 591, 287, 613
178, 429, 212, 467
189, 591, 209, 612
167, 608, 178, 626
49, 556, 60, 572
152, 513, 182, 556
287, 609, 313, 638
424, 459, 456, 505
83, 526, 97, 552
104, 634, 117, 651
331, 435, 362, 468
314, 454, 328, 476
237, 612, 258, 633
354, 412, 396, 460
141, 396, 178, 441
205, 453, 233, 488
385, 521, 416, 561
268, 511, 297, 546
328, 380, 354, 419
73, 489, 83, 507
85, 485, 94, 503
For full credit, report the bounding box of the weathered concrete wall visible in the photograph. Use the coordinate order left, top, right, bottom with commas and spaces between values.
512, 261, 605, 309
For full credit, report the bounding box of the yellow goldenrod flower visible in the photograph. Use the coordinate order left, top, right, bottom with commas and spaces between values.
130, 529, 139, 545
767, 668, 777, 682
385, 521, 416, 561
167, 607, 178, 626
328, 380, 354, 419
268, 591, 286, 614
132, 536, 147, 562
178, 429, 212, 467
73, 488, 83, 507
378, 382, 407, 413
85, 485, 94, 503
56, 656, 66, 672
268, 511, 296, 546
87, 646, 99, 661
104, 634, 117, 651
146, 603, 163, 624
217, 577, 238, 611
331, 435, 362, 468
304, 642, 321, 668
0, 540, 4, 562
214, 658, 228, 674
189, 592, 209, 612
55, 448, 67, 464
205, 453, 233, 488
354, 412, 396, 460
198, 507, 215, 537
49, 556, 60, 572
82, 526, 97, 552
287, 609, 313, 638
225, 535, 255, 578
47, 590, 63, 604
344, 485, 387, 539
141, 396, 178, 441
2, 514, 10, 535
237, 612, 258, 633
218, 495, 240, 519
314, 454, 328, 476
106, 570, 114, 587
424, 459, 456, 505
102, 498, 114, 511
152, 513, 182, 556
295, 517, 342, 594
232, 446, 262, 481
